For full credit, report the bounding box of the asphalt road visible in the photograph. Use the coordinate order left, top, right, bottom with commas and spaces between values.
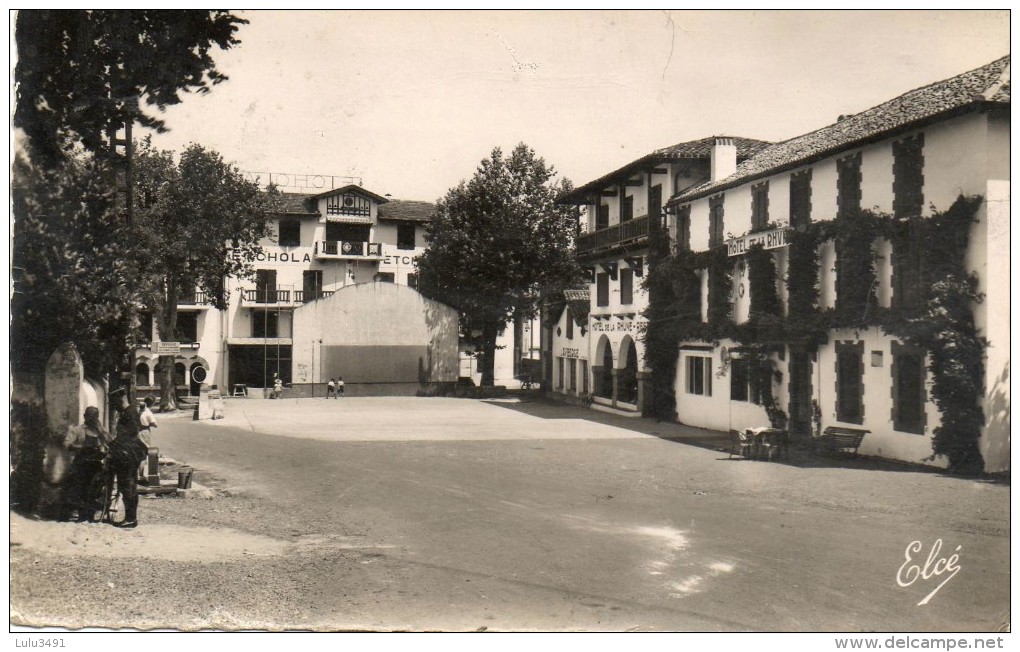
11, 396, 1010, 632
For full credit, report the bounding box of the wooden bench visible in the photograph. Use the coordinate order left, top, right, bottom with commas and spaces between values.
813, 426, 869, 456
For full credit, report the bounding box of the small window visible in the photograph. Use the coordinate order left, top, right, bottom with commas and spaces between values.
730, 357, 749, 402
751, 181, 769, 231
278, 219, 301, 247
596, 204, 610, 231
709, 194, 725, 248
686, 355, 713, 396
376, 272, 395, 283
253, 311, 278, 338
174, 312, 198, 343
407, 273, 418, 289
620, 268, 634, 305
397, 223, 416, 250
596, 273, 610, 307
620, 195, 634, 222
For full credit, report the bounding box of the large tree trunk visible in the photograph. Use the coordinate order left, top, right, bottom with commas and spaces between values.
158, 355, 176, 412
480, 320, 498, 387
155, 283, 180, 411
512, 310, 523, 378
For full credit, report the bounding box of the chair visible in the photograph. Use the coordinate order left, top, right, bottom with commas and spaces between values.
729, 429, 756, 459
231, 384, 247, 398
759, 428, 789, 461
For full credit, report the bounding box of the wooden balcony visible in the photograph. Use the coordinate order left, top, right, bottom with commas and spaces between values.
177, 290, 214, 309
242, 288, 335, 307
314, 240, 384, 260
576, 215, 650, 258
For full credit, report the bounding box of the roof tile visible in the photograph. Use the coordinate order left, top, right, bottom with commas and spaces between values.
675, 56, 1010, 203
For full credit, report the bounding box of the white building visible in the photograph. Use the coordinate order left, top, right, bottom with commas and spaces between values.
132, 185, 460, 397
663, 56, 1009, 472
558, 137, 771, 413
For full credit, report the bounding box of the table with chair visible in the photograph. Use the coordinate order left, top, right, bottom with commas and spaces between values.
729, 427, 789, 461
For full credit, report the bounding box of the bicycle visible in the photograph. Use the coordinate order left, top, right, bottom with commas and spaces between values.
80, 450, 122, 524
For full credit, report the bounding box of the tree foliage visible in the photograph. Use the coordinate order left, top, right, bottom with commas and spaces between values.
131, 140, 278, 409
416, 143, 581, 385
11, 152, 138, 379
14, 10, 246, 166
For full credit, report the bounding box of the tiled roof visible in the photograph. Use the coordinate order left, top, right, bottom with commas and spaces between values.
675, 55, 1011, 203
560, 136, 771, 204
310, 184, 390, 204
377, 200, 436, 222
650, 136, 773, 159
274, 192, 318, 215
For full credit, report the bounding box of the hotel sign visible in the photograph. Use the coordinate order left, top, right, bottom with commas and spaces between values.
727, 227, 790, 257
153, 341, 181, 355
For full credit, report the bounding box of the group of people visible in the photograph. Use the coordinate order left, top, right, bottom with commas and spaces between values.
62, 393, 159, 529
326, 377, 345, 399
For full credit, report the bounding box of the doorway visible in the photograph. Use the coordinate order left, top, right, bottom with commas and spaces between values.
787, 346, 813, 440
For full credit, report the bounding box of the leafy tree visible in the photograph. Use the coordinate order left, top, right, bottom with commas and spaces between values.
131, 140, 278, 409
11, 151, 139, 379
14, 10, 246, 167
416, 143, 580, 386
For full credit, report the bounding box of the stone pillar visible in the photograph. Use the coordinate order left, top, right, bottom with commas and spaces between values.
45, 343, 84, 436
43, 343, 84, 489
591, 365, 603, 398
611, 367, 619, 407
636, 370, 650, 414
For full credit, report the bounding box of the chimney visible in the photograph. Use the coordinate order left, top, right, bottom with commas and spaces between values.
710, 137, 737, 182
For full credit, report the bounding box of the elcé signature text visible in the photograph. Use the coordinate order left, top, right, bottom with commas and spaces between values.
896, 538, 961, 606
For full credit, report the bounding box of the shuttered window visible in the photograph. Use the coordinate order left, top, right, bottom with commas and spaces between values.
751, 181, 769, 231
620, 268, 634, 305
789, 169, 812, 230
596, 273, 610, 307
893, 134, 925, 219
837, 153, 862, 219
709, 194, 725, 248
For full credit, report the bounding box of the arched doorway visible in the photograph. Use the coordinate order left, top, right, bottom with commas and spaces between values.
618, 337, 639, 405
173, 362, 187, 388
598, 340, 614, 399
135, 362, 150, 388
189, 362, 207, 396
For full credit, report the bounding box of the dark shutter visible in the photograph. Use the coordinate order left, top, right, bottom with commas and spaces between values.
596, 273, 610, 307
789, 169, 812, 230
256, 269, 277, 303
730, 357, 749, 401
751, 181, 769, 231
836, 342, 864, 424
893, 134, 925, 219
837, 153, 862, 219
709, 194, 725, 248
596, 204, 609, 231
620, 268, 634, 305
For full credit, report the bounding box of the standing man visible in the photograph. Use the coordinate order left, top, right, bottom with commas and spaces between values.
110, 391, 145, 528
62, 406, 113, 521
327, 378, 336, 399
337, 376, 345, 398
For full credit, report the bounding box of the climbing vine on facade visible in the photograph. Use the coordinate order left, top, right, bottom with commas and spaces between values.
642, 195, 986, 472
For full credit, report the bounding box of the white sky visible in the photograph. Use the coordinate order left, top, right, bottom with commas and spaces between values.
141, 9, 1011, 202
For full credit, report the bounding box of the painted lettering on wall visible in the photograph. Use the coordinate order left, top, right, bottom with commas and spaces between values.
727, 227, 789, 256
561, 348, 579, 358
254, 250, 313, 263
383, 255, 416, 266
589, 319, 644, 333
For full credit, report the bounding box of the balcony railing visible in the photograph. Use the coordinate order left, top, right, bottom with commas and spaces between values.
314, 240, 384, 260
576, 215, 650, 257
243, 288, 336, 305
178, 290, 211, 305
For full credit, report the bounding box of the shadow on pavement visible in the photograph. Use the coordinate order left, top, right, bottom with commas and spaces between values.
483, 393, 1010, 483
